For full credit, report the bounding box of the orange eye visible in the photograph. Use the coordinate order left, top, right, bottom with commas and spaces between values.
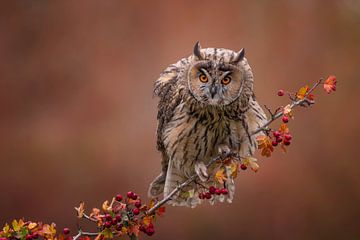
199, 73, 208, 83
221, 76, 231, 85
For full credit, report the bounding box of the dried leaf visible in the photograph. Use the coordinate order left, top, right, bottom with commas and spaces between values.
142, 216, 153, 226
102, 200, 110, 212
28, 222, 37, 230
323, 75, 337, 94
279, 123, 289, 134
257, 135, 274, 157
75, 201, 85, 218
215, 168, 227, 184
156, 206, 166, 216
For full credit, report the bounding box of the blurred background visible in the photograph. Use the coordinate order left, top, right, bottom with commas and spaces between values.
1, 1, 359, 239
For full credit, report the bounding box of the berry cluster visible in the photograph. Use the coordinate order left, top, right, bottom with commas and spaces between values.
139, 223, 155, 236
271, 131, 292, 147
198, 186, 228, 199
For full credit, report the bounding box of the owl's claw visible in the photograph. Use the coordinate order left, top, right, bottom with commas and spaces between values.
195, 162, 209, 182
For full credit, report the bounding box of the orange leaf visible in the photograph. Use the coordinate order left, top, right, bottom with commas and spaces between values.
156, 206, 166, 216
257, 135, 274, 157
296, 85, 309, 100
142, 215, 153, 226
279, 123, 289, 134
215, 168, 227, 184
323, 75, 337, 94
75, 201, 85, 218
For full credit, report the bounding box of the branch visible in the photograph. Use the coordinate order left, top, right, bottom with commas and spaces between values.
146, 78, 324, 215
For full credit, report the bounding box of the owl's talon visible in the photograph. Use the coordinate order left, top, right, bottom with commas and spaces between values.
195, 162, 209, 182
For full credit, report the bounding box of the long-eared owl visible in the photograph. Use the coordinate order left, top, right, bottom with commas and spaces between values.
148, 42, 267, 207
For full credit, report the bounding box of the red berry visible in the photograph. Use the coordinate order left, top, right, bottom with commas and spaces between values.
221, 188, 228, 195
284, 134, 292, 141
215, 189, 221, 195
139, 225, 146, 232
146, 227, 155, 236
277, 90, 285, 96
284, 140, 291, 146
272, 140, 278, 147
115, 194, 123, 202
111, 219, 118, 225
134, 200, 142, 208
148, 223, 154, 229
209, 186, 216, 194
282, 116, 289, 123
127, 191, 134, 198
131, 194, 138, 200
240, 164, 247, 170
198, 193, 204, 199
26, 235, 32, 240
205, 192, 212, 199
104, 221, 112, 228
31, 233, 39, 239
273, 131, 281, 138
276, 137, 283, 143
133, 208, 140, 215
115, 214, 122, 221
105, 213, 112, 221
116, 223, 123, 231
63, 228, 70, 235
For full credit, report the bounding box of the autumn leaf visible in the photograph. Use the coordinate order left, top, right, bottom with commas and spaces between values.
296, 85, 314, 100
156, 206, 166, 216
257, 135, 274, 157
142, 215, 153, 227
242, 157, 259, 172
100, 228, 113, 239
75, 201, 85, 218
323, 75, 337, 94
89, 208, 101, 219
102, 200, 110, 212
1, 223, 11, 238
229, 162, 239, 178
215, 168, 227, 184
279, 123, 289, 134
41, 223, 56, 239
129, 225, 140, 238
28, 222, 38, 231
12, 219, 24, 232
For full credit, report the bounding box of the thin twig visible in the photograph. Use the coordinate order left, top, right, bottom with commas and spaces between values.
73, 230, 100, 240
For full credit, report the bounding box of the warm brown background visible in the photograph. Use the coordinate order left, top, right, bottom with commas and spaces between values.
1, 1, 359, 239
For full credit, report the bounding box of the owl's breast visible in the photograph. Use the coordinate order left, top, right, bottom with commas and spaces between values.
162, 103, 244, 174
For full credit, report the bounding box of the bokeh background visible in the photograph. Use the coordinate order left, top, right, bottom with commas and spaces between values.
1, 1, 360, 239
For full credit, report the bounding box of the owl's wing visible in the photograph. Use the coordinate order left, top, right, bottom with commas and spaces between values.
154, 64, 183, 171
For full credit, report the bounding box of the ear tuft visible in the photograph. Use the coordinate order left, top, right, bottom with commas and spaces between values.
193, 41, 204, 60
232, 48, 245, 63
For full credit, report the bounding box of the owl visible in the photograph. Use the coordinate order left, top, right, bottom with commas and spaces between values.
148, 42, 267, 207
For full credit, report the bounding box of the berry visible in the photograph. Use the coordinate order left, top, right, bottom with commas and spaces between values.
284, 134, 292, 141
111, 219, 118, 225
115, 194, 123, 202
134, 200, 142, 208
272, 140, 278, 147
273, 131, 281, 138
115, 214, 122, 221
276, 137, 283, 143
215, 189, 221, 195
240, 164, 247, 170
139, 225, 146, 232
63, 228, 70, 235
198, 193, 204, 199
221, 188, 228, 195
277, 90, 285, 96
104, 221, 112, 228
133, 208, 140, 215
131, 194, 138, 200
127, 191, 134, 198
284, 140, 291, 146
146, 227, 155, 236
209, 186, 216, 194
116, 223, 123, 231
31, 233, 39, 239
282, 116, 289, 123
25, 235, 32, 240
205, 192, 212, 199
148, 223, 154, 229
105, 213, 112, 221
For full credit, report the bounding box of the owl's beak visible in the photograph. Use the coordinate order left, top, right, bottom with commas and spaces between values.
210, 85, 218, 98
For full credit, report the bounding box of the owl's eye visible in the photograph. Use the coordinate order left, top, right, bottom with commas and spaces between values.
221, 76, 231, 85
199, 73, 208, 83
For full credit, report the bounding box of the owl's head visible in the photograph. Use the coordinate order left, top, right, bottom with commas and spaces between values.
187, 42, 249, 106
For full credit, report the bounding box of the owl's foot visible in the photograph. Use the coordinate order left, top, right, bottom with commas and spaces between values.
195, 161, 209, 182
148, 172, 166, 198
